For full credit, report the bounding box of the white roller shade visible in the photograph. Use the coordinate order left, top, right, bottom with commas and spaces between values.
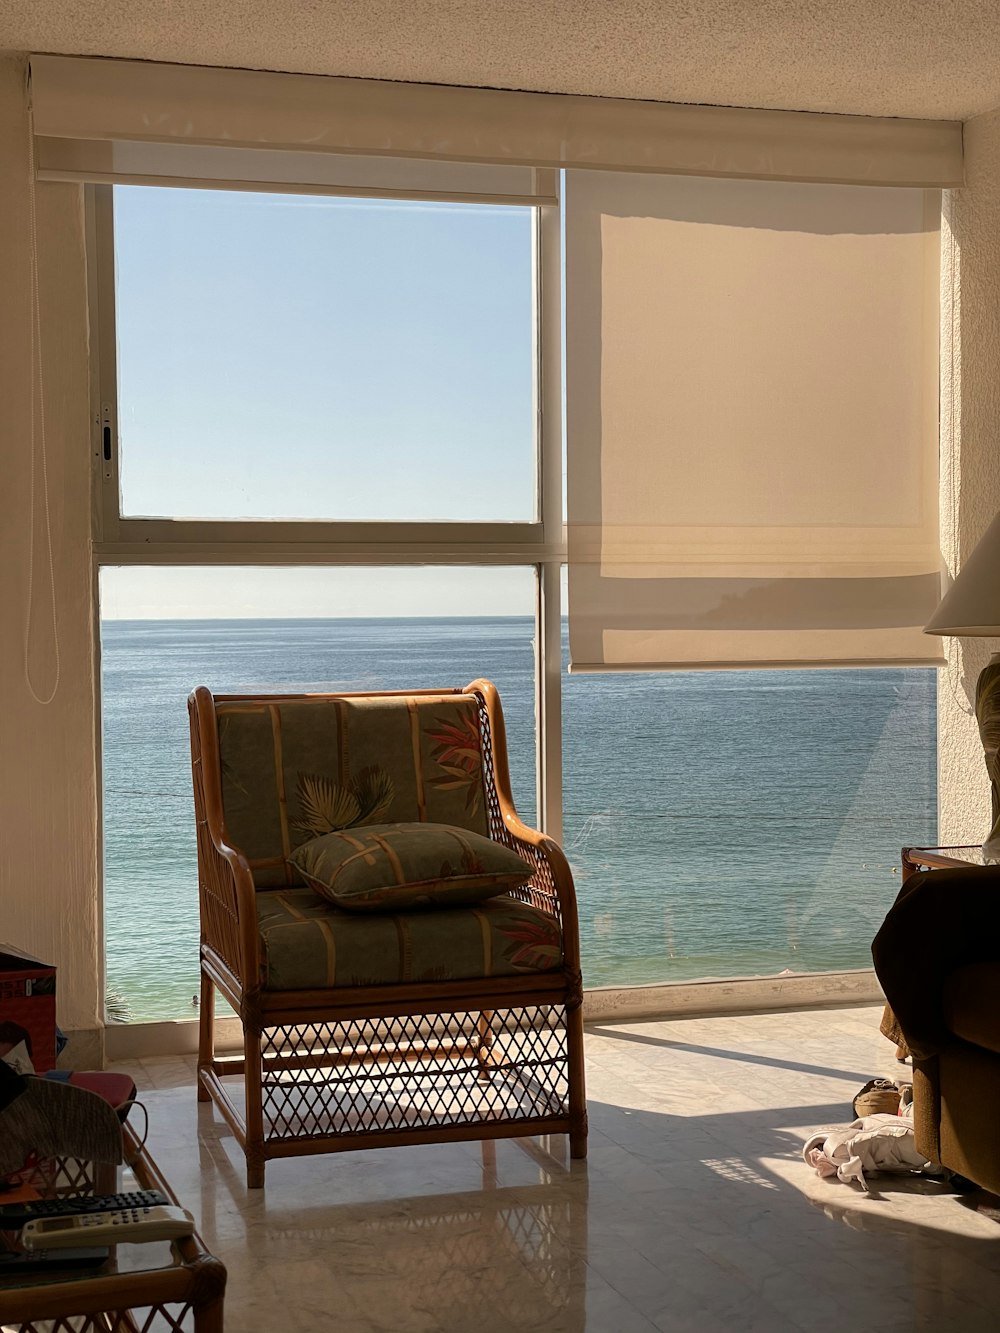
565, 171, 944, 671
29, 54, 963, 189
34, 137, 553, 204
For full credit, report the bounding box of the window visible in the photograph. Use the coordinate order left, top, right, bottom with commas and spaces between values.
563, 659, 936, 987
101, 566, 537, 1021
112, 188, 537, 522
95, 171, 559, 1024
92, 171, 938, 1025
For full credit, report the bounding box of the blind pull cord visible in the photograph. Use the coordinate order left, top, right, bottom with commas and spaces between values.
23, 81, 61, 707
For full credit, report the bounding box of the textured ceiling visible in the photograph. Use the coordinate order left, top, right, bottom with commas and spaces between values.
3, 1, 1000, 122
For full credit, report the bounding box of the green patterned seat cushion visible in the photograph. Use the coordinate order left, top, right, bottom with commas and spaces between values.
288, 823, 533, 912
256, 888, 563, 989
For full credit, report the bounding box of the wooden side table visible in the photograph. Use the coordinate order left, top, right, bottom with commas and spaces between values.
901, 844, 985, 881
0, 1125, 226, 1331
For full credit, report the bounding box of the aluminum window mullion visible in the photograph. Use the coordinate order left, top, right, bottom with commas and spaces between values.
93, 538, 563, 566
103, 518, 548, 548
537, 193, 564, 840
89, 186, 121, 544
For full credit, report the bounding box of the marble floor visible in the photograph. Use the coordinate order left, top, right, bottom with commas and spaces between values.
114, 1004, 1000, 1332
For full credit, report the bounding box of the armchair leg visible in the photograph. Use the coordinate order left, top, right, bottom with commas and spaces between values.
243, 1022, 266, 1189
246, 1155, 266, 1191
566, 1003, 588, 1160
197, 969, 214, 1104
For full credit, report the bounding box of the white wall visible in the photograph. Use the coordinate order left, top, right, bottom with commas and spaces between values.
0, 53, 101, 1056
938, 107, 1000, 844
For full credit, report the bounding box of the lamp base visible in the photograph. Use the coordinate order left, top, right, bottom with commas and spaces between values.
976, 657, 1000, 858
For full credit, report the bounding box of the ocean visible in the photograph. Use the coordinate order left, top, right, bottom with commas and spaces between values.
101, 618, 937, 1020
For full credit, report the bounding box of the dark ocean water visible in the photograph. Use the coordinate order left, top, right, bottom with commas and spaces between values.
101, 618, 937, 1019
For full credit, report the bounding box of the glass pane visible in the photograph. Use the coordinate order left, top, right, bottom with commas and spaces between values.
563, 643, 937, 987
100, 566, 536, 1022
113, 187, 536, 521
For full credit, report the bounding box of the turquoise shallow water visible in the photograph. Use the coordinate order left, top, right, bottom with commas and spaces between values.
101, 617, 936, 1020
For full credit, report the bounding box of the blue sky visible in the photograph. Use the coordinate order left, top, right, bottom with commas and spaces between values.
106, 186, 536, 618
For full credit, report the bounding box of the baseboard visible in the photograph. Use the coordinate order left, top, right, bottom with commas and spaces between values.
582, 968, 884, 1023
103, 970, 886, 1061
55, 1026, 105, 1069
106, 1016, 244, 1061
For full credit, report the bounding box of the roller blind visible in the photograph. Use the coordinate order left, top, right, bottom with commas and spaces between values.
33, 136, 553, 204
29, 54, 963, 189
565, 170, 944, 671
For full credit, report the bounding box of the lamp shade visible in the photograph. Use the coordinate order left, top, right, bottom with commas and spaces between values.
925, 512, 1000, 636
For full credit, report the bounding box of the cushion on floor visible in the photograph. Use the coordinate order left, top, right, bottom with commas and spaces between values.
256, 888, 563, 989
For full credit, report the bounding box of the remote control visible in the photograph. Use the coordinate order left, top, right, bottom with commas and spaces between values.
0, 1246, 110, 1271
0, 1190, 170, 1230
22, 1205, 195, 1250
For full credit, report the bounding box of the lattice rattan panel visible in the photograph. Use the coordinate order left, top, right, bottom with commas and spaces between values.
258, 1006, 570, 1143
4, 1308, 194, 1333
14, 1157, 99, 1199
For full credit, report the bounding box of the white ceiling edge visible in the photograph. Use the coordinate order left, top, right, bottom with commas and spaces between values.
2, 1, 1000, 122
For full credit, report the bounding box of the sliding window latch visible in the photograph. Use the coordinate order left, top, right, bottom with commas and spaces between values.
100, 402, 114, 482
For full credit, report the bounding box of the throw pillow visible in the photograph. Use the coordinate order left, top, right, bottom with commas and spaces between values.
289, 822, 533, 912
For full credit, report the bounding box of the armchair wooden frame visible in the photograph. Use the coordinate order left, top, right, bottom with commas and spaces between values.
189, 679, 588, 1187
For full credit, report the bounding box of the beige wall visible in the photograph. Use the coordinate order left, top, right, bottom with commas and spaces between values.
938, 107, 1000, 844
0, 53, 101, 1053
0, 43, 999, 1052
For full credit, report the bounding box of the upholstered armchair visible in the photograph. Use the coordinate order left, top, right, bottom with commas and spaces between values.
188, 679, 587, 1187
873, 865, 1000, 1194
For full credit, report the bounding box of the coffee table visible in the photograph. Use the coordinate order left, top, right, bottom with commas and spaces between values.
0, 1124, 226, 1331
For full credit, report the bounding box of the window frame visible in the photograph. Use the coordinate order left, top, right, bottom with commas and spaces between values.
86, 174, 566, 838
87, 166, 927, 1036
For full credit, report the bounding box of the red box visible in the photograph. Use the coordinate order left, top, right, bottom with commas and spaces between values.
0, 945, 57, 1074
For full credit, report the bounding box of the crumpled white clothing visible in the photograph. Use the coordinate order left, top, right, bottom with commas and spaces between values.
802, 1113, 941, 1190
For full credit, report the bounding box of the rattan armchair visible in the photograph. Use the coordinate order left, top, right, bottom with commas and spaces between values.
188, 679, 587, 1187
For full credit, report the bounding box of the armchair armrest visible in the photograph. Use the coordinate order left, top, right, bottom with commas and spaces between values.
465, 679, 583, 978
189, 688, 263, 998
873, 864, 1000, 1060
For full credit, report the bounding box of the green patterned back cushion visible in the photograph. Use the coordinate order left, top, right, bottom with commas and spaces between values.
289, 823, 532, 912
216, 694, 492, 887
